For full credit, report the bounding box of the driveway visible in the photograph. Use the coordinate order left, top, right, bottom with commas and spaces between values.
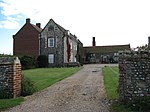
5, 64, 113, 112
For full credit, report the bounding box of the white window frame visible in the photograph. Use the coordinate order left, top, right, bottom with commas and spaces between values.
48, 38, 54, 47
74, 44, 77, 51
48, 54, 54, 63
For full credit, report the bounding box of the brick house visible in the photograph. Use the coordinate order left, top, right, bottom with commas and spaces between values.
39, 19, 83, 67
83, 37, 130, 63
13, 18, 42, 57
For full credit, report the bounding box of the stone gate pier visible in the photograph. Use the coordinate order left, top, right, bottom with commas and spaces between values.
119, 51, 150, 103
0, 57, 21, 98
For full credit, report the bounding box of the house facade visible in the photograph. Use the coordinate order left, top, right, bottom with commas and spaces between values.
39, 19, 83, 67
13, 18, 130, 66
83, 37, 130, 63
13, 18, 42, 57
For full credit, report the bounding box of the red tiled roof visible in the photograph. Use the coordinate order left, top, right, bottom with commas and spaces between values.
31, 24, 42, 32
83, 44, 130, 53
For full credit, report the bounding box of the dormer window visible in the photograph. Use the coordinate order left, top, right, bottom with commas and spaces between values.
48, 38, 54, 47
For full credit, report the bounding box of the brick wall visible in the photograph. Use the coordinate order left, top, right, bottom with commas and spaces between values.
118, 51, 150, 103
13, 19, 40, 57
0, 57, 21, 98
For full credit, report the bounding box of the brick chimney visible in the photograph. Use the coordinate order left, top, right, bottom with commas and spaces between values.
26, 18, 30, 24
36, 23, 41, 28
148, 37, 150, 45
92, 37, 96, 46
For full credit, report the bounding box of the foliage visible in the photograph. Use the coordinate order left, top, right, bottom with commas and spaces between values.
37, 55, 48, 68
111, 97, 150, 112
67, 62, 81, 67
126, 97, 150, 112
21, 75, 37, 96
111, 103, 131, 112
0, 89, 11, 99
0, 54, 12, 57
19, 56, 36, 69
23, 67, 82, 91
0, 97, 24, 111
133, 44, 149, 51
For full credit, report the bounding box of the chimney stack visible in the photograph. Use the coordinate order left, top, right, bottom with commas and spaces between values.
92, 37, 96, 46
36, 23, 41, 28
26, 18, 30, 24
148, 37, 150, 45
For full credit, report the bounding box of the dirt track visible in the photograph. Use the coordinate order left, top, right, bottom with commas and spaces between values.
5, 64, 113, 112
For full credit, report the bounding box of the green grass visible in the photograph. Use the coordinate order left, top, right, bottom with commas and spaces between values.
23, 67, 82, 91
0, 67, 82, 111
103, 66, 119, 100
103, 66, 130, 112
0, 97, 24, 111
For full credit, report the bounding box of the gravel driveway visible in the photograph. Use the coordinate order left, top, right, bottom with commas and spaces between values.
5, 64, 111, 112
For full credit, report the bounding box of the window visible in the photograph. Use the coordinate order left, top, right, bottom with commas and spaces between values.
48, 54, 54, 63
74, 45, 77, 50
54, 26, 58, 31
70, 42, 73, 49
48, 38, 54, 47
48, 25, 54, 31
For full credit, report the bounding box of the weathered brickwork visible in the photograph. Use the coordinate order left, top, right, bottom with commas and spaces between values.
0, 57, 21, 98
119, 51, 150, 103
13, 18, 42, 57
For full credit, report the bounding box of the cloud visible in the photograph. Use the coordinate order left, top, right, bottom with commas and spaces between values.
0, 19, 20, 29
0, 0, 41, 29
0, 0, 150, 47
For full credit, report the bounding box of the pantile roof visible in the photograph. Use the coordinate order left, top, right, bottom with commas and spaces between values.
31, 24, 42, 32
83, 44, 130, 53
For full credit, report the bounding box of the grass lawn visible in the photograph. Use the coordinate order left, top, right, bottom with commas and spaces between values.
0, 67, 82, 111
103, 66, 130, 112
0, 97, 24, 111
103, 66, 119, 100
22, 67, 82, 91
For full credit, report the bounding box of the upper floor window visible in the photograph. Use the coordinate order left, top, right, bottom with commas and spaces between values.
70, 42, 73, 49
54, 26, 58, 31
48, 25, 54, 31
74, 45, 77, 51
48, 38, 54, 47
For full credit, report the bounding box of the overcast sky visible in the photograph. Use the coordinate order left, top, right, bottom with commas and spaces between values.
0, 0, 150, 54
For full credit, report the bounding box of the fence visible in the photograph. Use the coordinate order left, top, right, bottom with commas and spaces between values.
0, 57, 21, 98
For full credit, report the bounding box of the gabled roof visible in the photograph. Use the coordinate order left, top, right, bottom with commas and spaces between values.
31, 24, 42, 32
13, 20, 42, 37
56, 22, 66, 32
83, 44, 130, 53
43, 19, 67, 33
43, 19, 79, 41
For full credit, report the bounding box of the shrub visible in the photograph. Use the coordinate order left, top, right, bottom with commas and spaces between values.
19, 56, 36, 69
127, 97, 150, 111
37, 55, 48, 68
21, 75, 37, 96
0, 89, 11, 99
67, 62, 81, 67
